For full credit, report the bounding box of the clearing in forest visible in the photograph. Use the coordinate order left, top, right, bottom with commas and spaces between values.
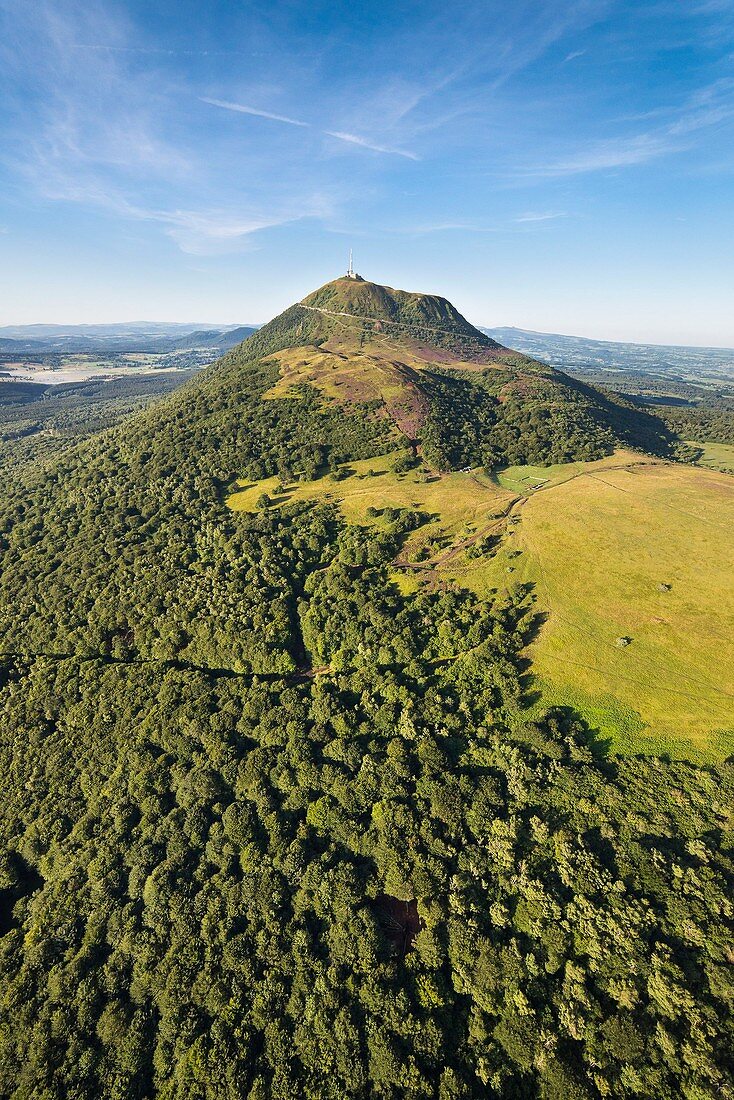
688, 439, 734, 475
228, 451, 516, 550
229, 451, 734, 761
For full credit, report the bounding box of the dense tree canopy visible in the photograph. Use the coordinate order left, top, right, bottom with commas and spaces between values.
1, 547, 731, 1098
420, 369, 675, 470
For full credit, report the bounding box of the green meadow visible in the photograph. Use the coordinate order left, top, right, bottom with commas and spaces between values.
689, 439, 734, 474
228, 451, 516, 546
459, 461, 734, 760
230, 452, 734, 761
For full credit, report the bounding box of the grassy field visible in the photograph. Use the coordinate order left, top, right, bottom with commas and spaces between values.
457, 462, 734, 760
228, 452, 516, 551
491, 451, 661, 494
229, 451, 734, 761
688, 439, 734, 474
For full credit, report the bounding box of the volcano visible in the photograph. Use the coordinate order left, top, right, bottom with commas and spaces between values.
0, 272, 726, 1100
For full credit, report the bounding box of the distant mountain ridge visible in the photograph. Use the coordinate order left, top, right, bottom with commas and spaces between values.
7, 312, 733, 382
482, 325, 734, 382
0, 321, 257, 355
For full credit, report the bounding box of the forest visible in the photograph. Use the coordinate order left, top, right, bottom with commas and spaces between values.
649, 400, 734, 446
0, 292, 731, 1098
0, 372, 199, 476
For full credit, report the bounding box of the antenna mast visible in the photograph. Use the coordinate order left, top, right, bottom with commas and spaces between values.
348, 249, 354, 278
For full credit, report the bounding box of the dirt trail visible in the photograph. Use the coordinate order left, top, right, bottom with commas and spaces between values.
0, 649, 331, 684
298, 302, 488, 343
394, 495, 523, 573
392, 457, 661, 577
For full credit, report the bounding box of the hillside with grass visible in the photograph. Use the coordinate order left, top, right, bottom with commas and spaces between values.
230, 448, 734, 761
0, 276, 731, 1100
301, 275, 489, 334
227, 275, 677, 468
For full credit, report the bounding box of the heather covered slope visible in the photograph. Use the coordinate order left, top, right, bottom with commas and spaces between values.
220, 276, 677, 464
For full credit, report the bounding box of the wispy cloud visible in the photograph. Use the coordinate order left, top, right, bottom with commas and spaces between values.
392, 221, 487, 234
528, 78, 734, 175
386, 212, 568, 234
324, 130, 420, 160
482, 2, 610, 93
515, 211, 567, 222
201, 96, 419, 159
200, 97, 309, 128
0, 3, 343, 254
69, 43, 252, 57
33, 176, 327, 254
542, 133, 678, 174
159, 208, 314, 254
563, 49, 586, 62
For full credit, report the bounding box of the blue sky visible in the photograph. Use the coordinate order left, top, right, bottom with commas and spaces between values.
1, 0, 734, 343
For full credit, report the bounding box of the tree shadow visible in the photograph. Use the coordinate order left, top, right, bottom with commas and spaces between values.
554, 704, 615, 763
0, 852, 44, 936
